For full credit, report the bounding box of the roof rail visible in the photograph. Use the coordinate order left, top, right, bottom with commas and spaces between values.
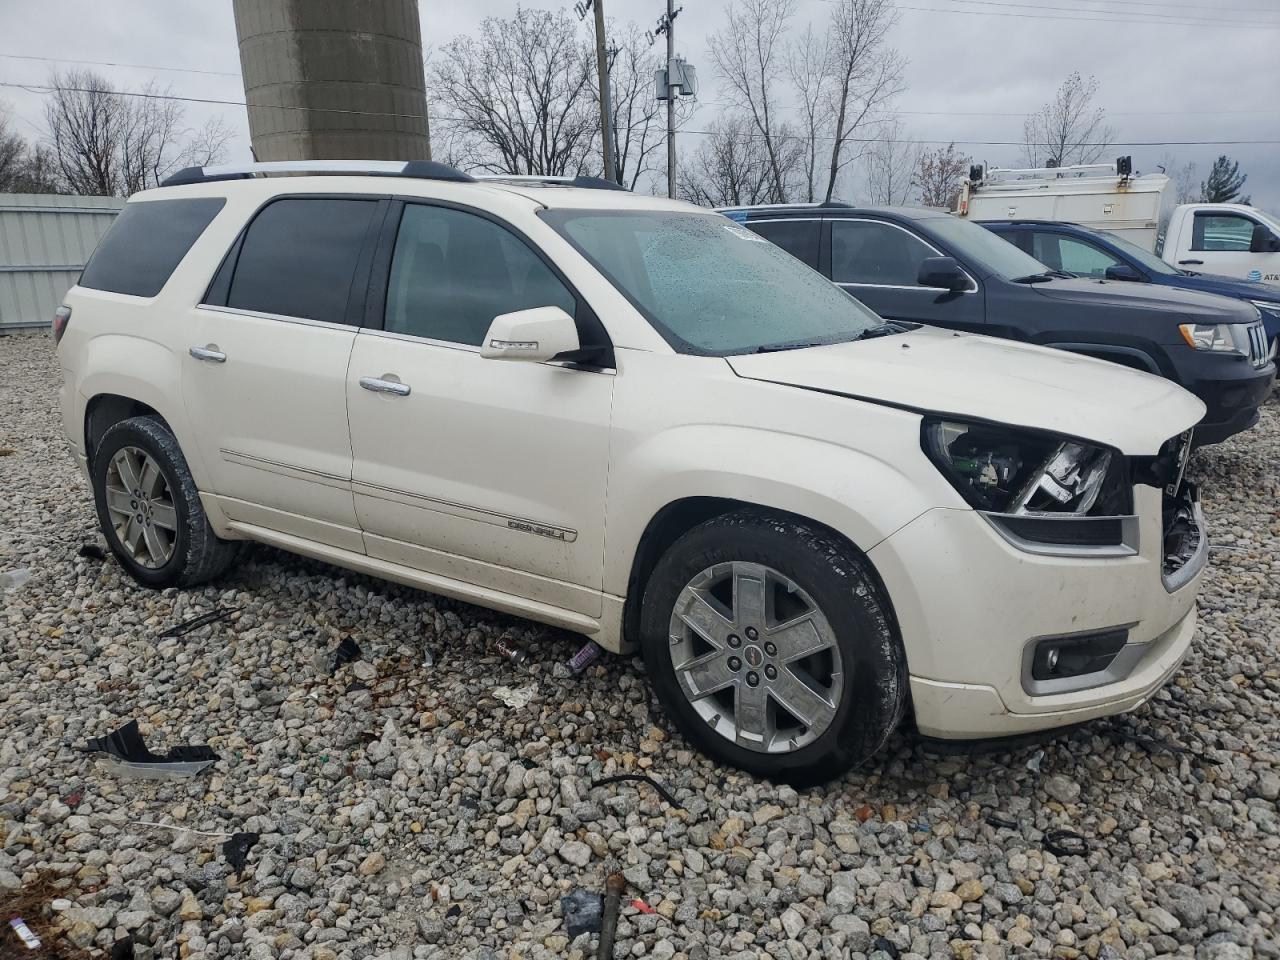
161, 159, 474, 187
473, 174, 629, 192
716, 201, 854, 212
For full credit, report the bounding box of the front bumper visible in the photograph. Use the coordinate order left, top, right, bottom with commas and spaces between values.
1176, 353, 1275, 446
869, 482, 1206, 739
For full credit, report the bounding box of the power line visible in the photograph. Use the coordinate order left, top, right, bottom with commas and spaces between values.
935, 0, 1273, 26
0, 52, 240, 78
5, 79, 1278, 149
1030, 0, 1279, 12
889, 2, 1278, 29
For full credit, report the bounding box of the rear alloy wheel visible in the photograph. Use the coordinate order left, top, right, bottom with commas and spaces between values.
641, 510, 906, 784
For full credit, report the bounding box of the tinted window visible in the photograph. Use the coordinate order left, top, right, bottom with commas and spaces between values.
831, 220, 935, 285
80, 197, 224, 297
544, 210, 883, 356
385, 204, 576, 346
1192, 213, 1255, 252
1032, 233, 1122, 278
227, 198, 377, 324
747, 219, 820, 269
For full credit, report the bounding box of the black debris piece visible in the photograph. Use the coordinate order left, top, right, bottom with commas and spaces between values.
109, 935, 136, 959
985, 813, 1019, 830
591, 774, 684, 812
873, 936, 901, 958
222, 831, 260, 873
445, 904, 461, 919
158, 607, 237, 639
82, 719, 218, 778
1043, 828, 1088, 857
331, 637, 363, 676
78, 543, 108, 561
561, 889, 603, 940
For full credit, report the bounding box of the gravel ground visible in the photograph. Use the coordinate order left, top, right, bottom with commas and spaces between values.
1, 331, 1277, 960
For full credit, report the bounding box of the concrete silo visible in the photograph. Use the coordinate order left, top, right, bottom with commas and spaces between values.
232, 0, 431, 161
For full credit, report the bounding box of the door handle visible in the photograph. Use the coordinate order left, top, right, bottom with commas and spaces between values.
359, 376, 411, 397
1178, 259, 1204, 266
189, 345, 227, 363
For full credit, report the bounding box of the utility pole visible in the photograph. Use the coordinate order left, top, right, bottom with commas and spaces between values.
579, 0, 616, 183
665, 0, 676, 198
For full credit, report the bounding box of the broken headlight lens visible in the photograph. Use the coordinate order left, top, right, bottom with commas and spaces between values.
923, 419, 1127, 516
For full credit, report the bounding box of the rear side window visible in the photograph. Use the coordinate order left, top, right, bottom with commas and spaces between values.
747, 219, 820, 269
79, 197, 225, 297
831, 220, 935, 286
227, 198, 378, 324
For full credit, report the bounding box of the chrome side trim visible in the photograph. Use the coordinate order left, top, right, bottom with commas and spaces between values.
219, 448, 351, 491
981, 513, 1140, 559
195, 304, 357, 333
352, 479, 578, 543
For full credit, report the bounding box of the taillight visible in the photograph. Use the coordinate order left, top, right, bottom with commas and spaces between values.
52, 305, 71, 344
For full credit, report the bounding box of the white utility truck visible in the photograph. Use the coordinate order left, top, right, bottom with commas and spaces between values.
957, 158, 1280, 287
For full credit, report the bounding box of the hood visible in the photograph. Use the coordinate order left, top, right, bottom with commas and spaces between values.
1175, 271, 1280, 303
1030, 277, 1260, 324
727, 327, 1205, 455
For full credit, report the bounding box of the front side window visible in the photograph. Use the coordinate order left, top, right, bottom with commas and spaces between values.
544, 209, 883, 355
747, 219, 820, 269
80, 197, 225, 297
227, 198, 378, 324
384, 204, 576, 346
831, 220, 936, 286
1192, 213, 1256, 252
1033, 233, 1123, 278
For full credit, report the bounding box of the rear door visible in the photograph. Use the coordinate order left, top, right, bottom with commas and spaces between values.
827, 217, 985, 332
345, 199, 614, 617
744, 218, 822, 270
183, 195, 385, 552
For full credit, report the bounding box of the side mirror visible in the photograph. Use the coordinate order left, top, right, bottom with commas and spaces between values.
1250, 223, 1280, 254
1104, 264, 1144, 282
917, 256, 970, 292
480, 306, 579, 363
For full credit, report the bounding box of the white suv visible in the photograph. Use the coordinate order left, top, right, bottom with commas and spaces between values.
56, 160, 1209, 783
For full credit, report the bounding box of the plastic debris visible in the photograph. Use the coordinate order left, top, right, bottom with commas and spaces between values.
567, 640, 603, 675
630, 897, 655, 915
9, 917, 40, 949
492, 684, 537, 709
158, 607, 236, 639
985, 812, 1019, 830
78, 543, 108, 561
591, 773, 684, 812
222, 831, 260, 873
1043, 828, 1088, 857
82, 719, 218, 779
1026, 749, 1045, 773
330, 637, 363, 676
597, 873, 627, 960
0, 567, 32, 592
561, 889, 603, 939
493, 634, 528, 666
109, 936, 136, 960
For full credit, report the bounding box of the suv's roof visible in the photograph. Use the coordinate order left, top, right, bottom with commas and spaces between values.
151, 160, 697, 213
978, 219, 1086, 229
721, 203, 952, 221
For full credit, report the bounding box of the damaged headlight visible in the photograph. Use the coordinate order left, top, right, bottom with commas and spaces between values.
923, 420, 1133, 550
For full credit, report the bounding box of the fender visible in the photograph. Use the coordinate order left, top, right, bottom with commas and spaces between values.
602, 420, 954, 599
76, 334, 211, 486
1043, 341, 1162, 376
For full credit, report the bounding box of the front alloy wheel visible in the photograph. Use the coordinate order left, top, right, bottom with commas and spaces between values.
669, 561, 843, 754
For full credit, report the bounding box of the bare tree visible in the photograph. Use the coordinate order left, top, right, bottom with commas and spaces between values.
677, 114, 778, 207
1158, 153, 1199, 204
708, 0, 797, 202
788, 24, 831, 202
431, 9, 598, 176
863, 120, 918, 205
913, 141, 970, 209
0, 108, 26, 190
822, 0, 905, 202
604, 22, 664, 190
1021, 71, 1115, 168
43, 69, 232, 196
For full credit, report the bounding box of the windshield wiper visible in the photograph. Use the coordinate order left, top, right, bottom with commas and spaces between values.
753, 339, 827, 353
1011, 271, 1059, 284
852, 321, 910, 341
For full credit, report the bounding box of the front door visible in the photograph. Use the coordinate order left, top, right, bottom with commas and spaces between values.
1183, 210, 1280, 284
182, 196, 384, 552
346, 201, 614, 617
827, 218, 986, 332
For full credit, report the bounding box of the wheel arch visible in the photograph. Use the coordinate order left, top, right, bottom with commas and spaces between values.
84, 394, 165, 467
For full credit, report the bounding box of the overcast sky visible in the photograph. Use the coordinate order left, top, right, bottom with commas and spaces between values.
2, 0, 1277, 210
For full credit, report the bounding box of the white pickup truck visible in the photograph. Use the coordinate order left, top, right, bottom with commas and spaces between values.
957, 161, 1280, 287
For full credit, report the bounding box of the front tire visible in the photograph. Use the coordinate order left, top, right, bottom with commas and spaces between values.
91, 416, 238, 588
640, 510, 905, 785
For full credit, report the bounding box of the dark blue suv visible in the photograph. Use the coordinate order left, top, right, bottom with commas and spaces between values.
981, 219, 1280, 356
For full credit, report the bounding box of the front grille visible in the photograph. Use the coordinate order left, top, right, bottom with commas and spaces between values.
1246, 321, 1269, 367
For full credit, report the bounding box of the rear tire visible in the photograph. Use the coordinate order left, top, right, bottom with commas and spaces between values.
640, 509, 906, 785
91, 416, 238, 588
